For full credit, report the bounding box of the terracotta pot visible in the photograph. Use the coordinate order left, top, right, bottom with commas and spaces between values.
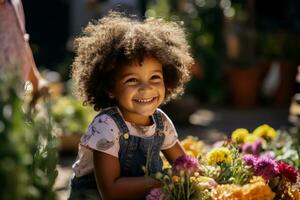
255, 59, 298, 105
274, 61, 298, 105
227, 66, 263, 108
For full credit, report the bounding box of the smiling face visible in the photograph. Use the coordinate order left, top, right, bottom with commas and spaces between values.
111, 57, 165, 125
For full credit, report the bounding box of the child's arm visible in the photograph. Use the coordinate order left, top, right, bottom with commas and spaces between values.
161, 141, 186, 164
93, 150, 162, 200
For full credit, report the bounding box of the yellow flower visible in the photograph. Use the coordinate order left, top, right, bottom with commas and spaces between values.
181, 136, 205, 157
196, 176, 215, 183
162, 160, 170, 169
206, 147, 232, 165
196, 176, 217, 190
244, 134, 260, 143
194, 172, 200, 177
231, 128, 250, 144
190, 176, 197, 183
186, 150, 196, 157
161, 153, 171, 169
253, 124, 276, 140
249, 176, 265, 184
181, 136, 195, 148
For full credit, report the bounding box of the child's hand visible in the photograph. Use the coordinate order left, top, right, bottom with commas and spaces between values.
149, 169, 172, 186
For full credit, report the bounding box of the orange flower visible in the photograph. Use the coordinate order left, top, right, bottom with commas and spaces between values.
242, 180, 275, 199
172, 176, 180, 183
211, 179, 275, 200
291, 189, 300, 200
181, 136, 205, 157
211, 184, 243, 200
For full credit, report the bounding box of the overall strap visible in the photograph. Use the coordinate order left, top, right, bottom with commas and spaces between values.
152, 109, 164, 132
101, 107, 129, 135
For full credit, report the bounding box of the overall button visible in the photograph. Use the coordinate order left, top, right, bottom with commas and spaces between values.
123, 133, 129, 139
158, 131, 164, 136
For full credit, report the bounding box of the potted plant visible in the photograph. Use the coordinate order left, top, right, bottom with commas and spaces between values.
51, 95, 96, 153
223, 2, 263, 108
258, 32, 299, 105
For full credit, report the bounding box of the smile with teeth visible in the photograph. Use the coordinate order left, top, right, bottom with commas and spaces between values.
133, 97, 157, 103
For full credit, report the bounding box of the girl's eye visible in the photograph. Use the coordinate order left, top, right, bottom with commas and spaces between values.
125, 78, 138, 83
151, 75, 162, 80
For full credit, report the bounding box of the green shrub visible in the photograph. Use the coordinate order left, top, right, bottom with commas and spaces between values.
51, 95, 96, 136
0, 70, 58, 200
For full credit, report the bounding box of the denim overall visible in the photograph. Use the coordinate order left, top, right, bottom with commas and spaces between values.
68, 107, 165, 200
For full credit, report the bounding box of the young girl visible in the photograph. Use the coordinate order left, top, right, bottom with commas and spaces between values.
69, 12, 194, 200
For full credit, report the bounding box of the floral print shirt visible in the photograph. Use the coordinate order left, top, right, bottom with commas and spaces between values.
72, 107, 178, 177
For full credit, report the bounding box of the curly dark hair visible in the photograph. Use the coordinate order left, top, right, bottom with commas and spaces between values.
71, 12, 194, 111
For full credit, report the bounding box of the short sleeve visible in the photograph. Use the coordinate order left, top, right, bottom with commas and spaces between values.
80, 114, 121, 158
159, 109, 179, 150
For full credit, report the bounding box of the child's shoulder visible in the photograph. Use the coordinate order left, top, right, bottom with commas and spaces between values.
89, 107, 119, 129
156, 108, 174, 127
80, 108, 122, 152
155, 108, 178, 139
80, 108, 120, 145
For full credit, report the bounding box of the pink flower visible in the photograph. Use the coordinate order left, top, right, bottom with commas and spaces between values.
146, 188, 164, 200
209, 180, 218, 187
243, 154, 279, 180
243, 154, 257, 168
241, 139, 262, 155
277, 161, 299, 184
173, 155, 199, 174
254, 155, 279, 180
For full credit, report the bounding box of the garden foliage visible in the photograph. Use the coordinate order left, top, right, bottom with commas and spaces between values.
0, 70, 58, 200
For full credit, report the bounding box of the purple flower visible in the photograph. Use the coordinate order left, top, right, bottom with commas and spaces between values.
243, 154, 258, 168
254, 155, 279, 180
146, 188, 164, 200
209, 180, 218, 187
243, 154, 279, 180
261, 152, 275, 159
241, 139, 262, 155
173, 155, 199, 174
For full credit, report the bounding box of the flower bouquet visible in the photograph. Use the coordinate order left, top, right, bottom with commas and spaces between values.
147, 125, 300, 200
147, 155, 213, 200
204, 145, 276, 200
231, 124, 300, 199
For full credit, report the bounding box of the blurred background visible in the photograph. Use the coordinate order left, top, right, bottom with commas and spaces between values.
22, 0, 300, 133
19, 0, 300, 198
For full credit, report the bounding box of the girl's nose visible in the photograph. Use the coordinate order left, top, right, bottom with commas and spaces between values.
138, 82, 153, 92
